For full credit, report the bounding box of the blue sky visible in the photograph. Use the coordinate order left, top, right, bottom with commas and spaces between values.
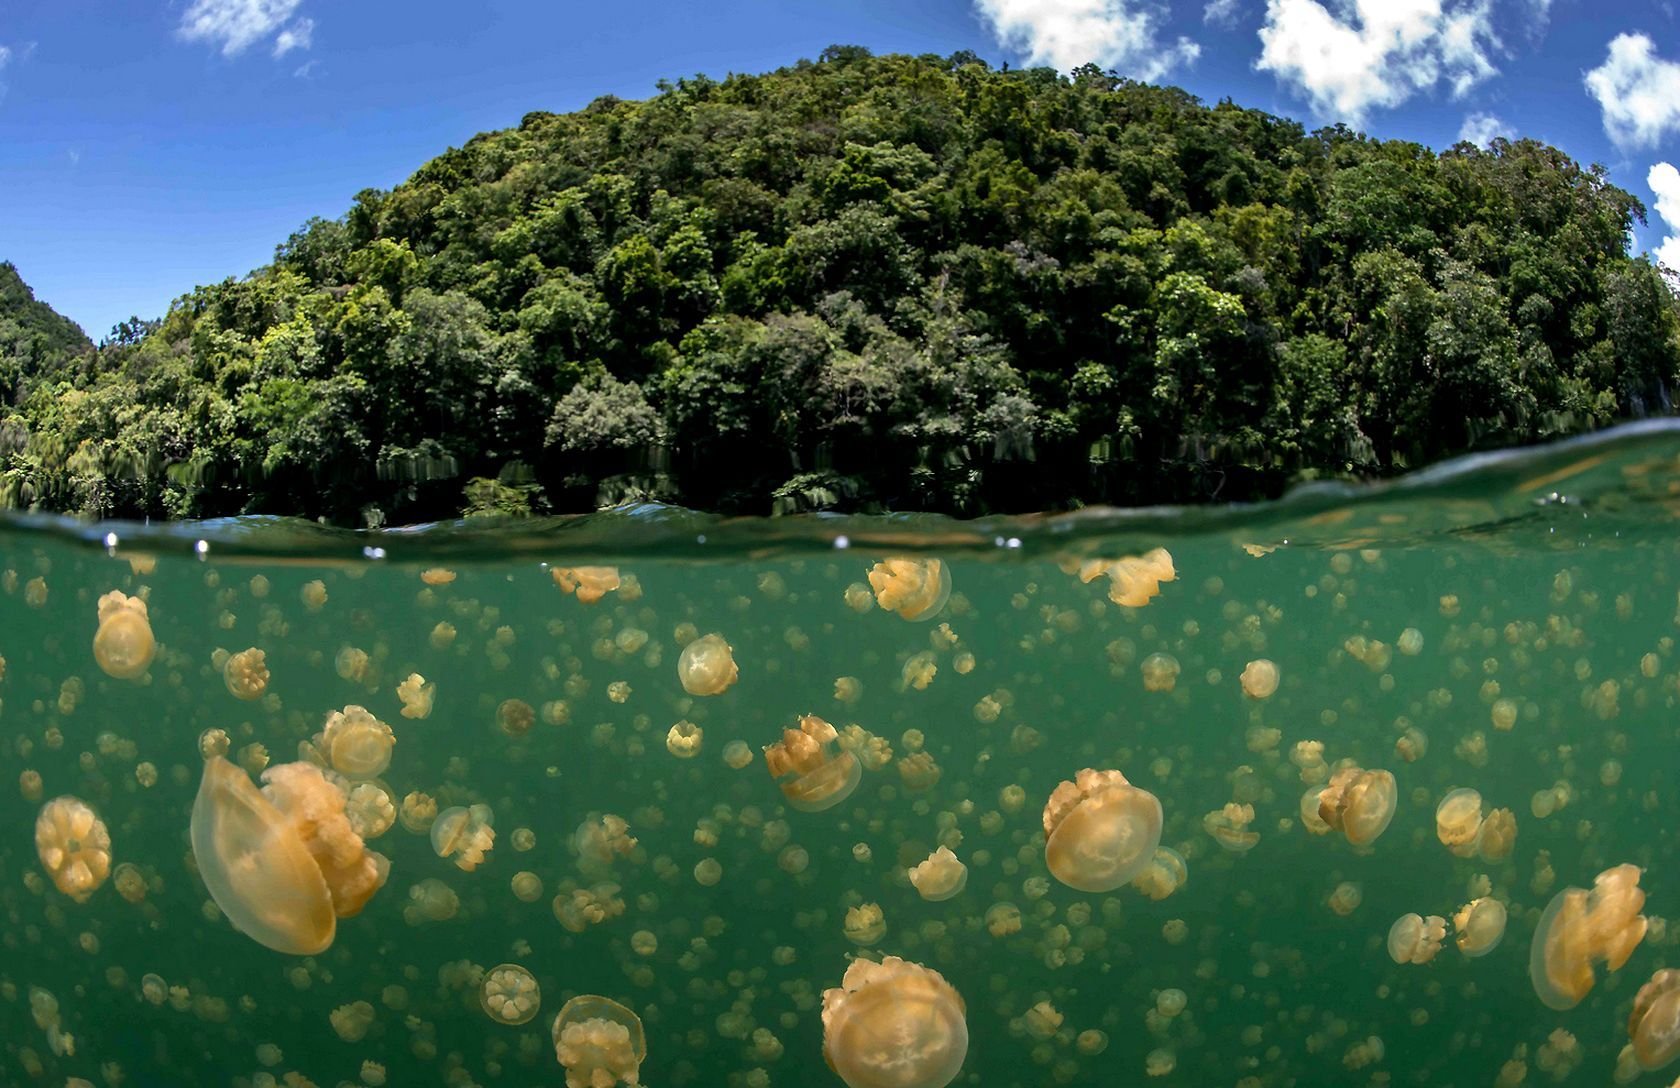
1, 0, 1677, 339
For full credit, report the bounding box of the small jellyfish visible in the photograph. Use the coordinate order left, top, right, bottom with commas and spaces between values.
396, 674, 435, 720
1454, 897, 1507, 958
1131, 846, 1188, 901
1203, 802, 1259, 853
335, 646, 371, 684
1327, 881, 1363, 917
1387, 913, 1448, 964
1628, 969, 1680, 1073
223, 648, 270, 701
345, 783, 396, 840
498, 698, 536, 737
677, 633, 739, 696
1435, 788, 1484, 855
1530, 863, 1648, 1010
552, 566, 621, 604
403, 878, 460, 925
432, 805, 495, 871
1476, 808, 1518, 862
866, 558, 952, 622
1140, 653, 1180, 693
316, 705, 396, 779
764, 714, 862, 813
35, 796, 112, 902
399, 791, 438, 834
330, 1001, 375, 1043
420, 568, 456, 586
93, 591, 155, 680
551, 995, 646, 1088
666, 720, 703, 758
844, 903, 887, 945
1239, 659, 1279, 699
481, 963, 541, 1026
574, 813, 637, 870
1042, 768, 1164, 892
821, 956, 968, 1088
908, 847, 968, 902
1317, 766, 1397, 846
1079, 548, 1177, 608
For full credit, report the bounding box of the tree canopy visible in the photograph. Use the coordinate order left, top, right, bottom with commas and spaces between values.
3, 47, 1677, 523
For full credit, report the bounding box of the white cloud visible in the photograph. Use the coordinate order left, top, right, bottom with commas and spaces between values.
1584, 33, 1680, 149
1457, 110, 1509, 146
974, 0, 1201, 81
1256, 0, 1500, 123
178, 0, 312, 58
1651, 162, 1680, 279
0, 45, 11, 70
1204, 0, 1242, 28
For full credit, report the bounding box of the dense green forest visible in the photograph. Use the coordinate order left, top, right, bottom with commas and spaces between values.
0, 262, 93, 411
3, 46, 1678, 524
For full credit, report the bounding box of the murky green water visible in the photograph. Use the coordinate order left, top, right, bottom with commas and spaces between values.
6, 422, 1680, 1088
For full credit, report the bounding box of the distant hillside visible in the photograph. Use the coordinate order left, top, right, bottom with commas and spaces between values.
0, 262, 93, 406
3, 46, 1677, 523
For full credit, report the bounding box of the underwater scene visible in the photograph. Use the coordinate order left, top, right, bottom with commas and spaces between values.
10, 422, 1680, 1088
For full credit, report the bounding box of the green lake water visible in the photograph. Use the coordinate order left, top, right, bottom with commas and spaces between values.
6, 421, 1680, 1088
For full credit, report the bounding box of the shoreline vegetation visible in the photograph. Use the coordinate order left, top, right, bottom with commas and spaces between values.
3, 46, 1678, 526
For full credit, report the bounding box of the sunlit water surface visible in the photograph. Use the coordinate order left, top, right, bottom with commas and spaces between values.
6, 422, 1680, 1088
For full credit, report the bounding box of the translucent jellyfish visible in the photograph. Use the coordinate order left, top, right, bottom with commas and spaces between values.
1327, 881, 1362, 916
498, 698, 536, 737
113, 861, 147, 904
678, 633, 739, 696
190, 755, 390, 954
908, 847, 968, 902
223, 648, 270, 701
866, 558, 951, 622
1203, 802, 1260, 852
331, 1001, 375, 1043
574, 813, 637, 870
821, 956, 968, 1088
844, 903, 887, 945
1387, 913, 1448, 964
552, 566, 621, 604
1476, 808, 1518, 862
35, 796, 111, 902
1317, 766, 1397, 846
432, 804, 495, 871
1530, 863, 1648, 1010
666, 720, 703, 758
403, 878, 459, 925
1435, 789, 1484, 854
1239, 659, 1279, 699
765, 714, 862, 813
1628, 969, 1680, 1073
315, 705, 395, 779
1131, 847, 1188, 901
345, 783, 396, 840
986, 902, 1022, 938
92, 590, 155, 680
551, 995, 646, 1088
396, 674, 435, 720
420, 567, 456, 586
1079, 548, 1177, 608
1454, 897, 1507, 957
481, 963, 541, 1026
1042, 768, 1163, 892
1140, 653, 1180, 693
399, 791, 438, 833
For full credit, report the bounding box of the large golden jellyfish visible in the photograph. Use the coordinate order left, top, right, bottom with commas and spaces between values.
866, 558, 951, 622
35, 796, 112, 902
677, 633, 739, 696
1076, 547, 1176, 607
1529, 863, 1648, 1010
821, 956, 968, 1088
190, 755, 390, 955
764, 715, 861, 813
314, 705, 396, 779
552, 566, 622, 604
551, 994, 646, 1087
92, 590, 155, 680
1316, 766, 1397, 846
1042, 768, 1163, 892
1627, 970, 1680, 1073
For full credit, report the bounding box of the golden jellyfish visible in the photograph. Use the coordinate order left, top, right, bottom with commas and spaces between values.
330, 1001, 376, 1043
1317, 766, 1397, 846
551, 995, 646, 1088
677, 633, 739, 696
574, 813, 637, 870
1387, 913, 1448, 964
1239, 659, 1279, 699
399, 791, 438, 834
666, 720, 703, 758
1435, 788, 1484, 854
552, 566, 621, 605
1530, 863, 1648, 1010
908, 847, 968, 902
821, 956, 968, 1088
223, 648, 269, 701
403, 878, 459, 925
1203, 802, 1260, 853
316, 705, 395, 779
844, 903, 887, 945
432, 804, 495, 871
190, 755, 390, 954
1628, 969, 1680, 1073
1042, 768, 1164, 892
35, 796, 111, 902
1079, 548, 1177, 608
420, 567, 456, 586
1476, 808, 1518, 861
1132, 846, 1188, 901
396, 674, 435, 720
1454, 897, 1507, 957
765, 714, 861, 813
498, 698, 536, 737
1140, 652, 1180, 693
481, 963, 541, 1026
345, 783, 396, 840
1328, 881, 1363, 917
866, 558, 951, 622
92, 590, 155, 680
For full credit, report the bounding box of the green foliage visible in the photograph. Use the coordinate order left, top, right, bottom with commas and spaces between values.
5, 52, 1677, 521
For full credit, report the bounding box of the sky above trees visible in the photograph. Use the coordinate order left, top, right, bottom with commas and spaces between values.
1, 0, 1676, 338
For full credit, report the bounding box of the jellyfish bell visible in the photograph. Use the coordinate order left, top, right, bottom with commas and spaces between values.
432, 805, 495, 872
1239, 659, 1279, 699
551, 994, 646, 1088
866, 558, 951, 622
1435, 788, 1484, 853
677, 633, 739, 696
552, 566, 622, 605
1530, 863, 1648, 1010
1387, 913, 1448, 965
1080, 548, 1176, 608
1131, 846, 1188, 901
821, 956, 968, 1088
223, 648, 270, 701
908, 847, 968, 902
1629, 969, 1680, 1073
481, 963, 542, 1026
1318, 767, 1397, 846
315, 706, 395, 779
1042, 768, 1164, 893
764, 715, 862, 813
92, 590, 155, 680
35, 796, 112, 903
1454, 897, 1507, 958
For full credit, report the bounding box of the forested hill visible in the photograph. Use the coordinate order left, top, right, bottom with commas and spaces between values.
0, 262, 93, 408
6, 46, 1679, 524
